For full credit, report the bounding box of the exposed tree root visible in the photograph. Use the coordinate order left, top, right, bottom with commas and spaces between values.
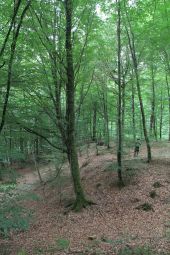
71, 198, 96, 212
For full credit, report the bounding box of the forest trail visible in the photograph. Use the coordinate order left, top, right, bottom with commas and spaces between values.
1, 142, 170, 255
16, 163, 56, 192
15, 141, 170, 191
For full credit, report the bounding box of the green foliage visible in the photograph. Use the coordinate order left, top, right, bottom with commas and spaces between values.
153, 181, 163, 188
124, 167, 137, 179
101, 236, 124, 246
0, 201, 32, 237
0, 183, 16, 193
149, 190, 157, 198
55, 238, 70, 251
166, 228, 170, 239
17, 250, 28, 255
0, 166, 20, 184
21, 192, 40, 202
135, 202, 153, 212
105, 163, 116, 172
33, 238, 70, 254
118, 245, 159, 255
0, 190, 38, 237
32, 247, 44, 254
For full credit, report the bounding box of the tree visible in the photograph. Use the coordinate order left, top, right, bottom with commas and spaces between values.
124, 1, 152, 162
64, 0, 92, 210
116, 0, 124, 184
0, 0, 31, 134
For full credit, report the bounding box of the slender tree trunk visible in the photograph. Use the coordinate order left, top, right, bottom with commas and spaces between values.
131, 78, 136, 141
116, 0, 123, 185
135, 68, 151, 162
103, 90, 110, 149
150, 65, 157, 140
125, 10, 151, 162
9, 127, 12, 164
65, 0, 90, 210
92, 102, 97, 142
139, 116, 143, 139
165, 74, 170, 141
105, 111, 110, 149
121, 79, 126, 143
34, 137, 39, 160
159, 89, 164, 140
20, 127, 24, 153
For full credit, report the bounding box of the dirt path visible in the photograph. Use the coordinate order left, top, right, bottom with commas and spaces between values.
14, 141, 170, 192
16, 163, 56, 192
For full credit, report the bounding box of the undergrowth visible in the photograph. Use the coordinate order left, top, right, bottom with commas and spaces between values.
0, 192, 39, 237
118, 245, 167, 255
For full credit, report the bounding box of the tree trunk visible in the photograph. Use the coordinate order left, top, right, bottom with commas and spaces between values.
65, 0, 90, 210
159, 89, 164, 140
92, 102, 97, 142
19, 127, 24, 153
150, 65, 157, 140
131, 78, 136, 141
103, 90, 110, 149
134, 69, 151, 162
34, 137, 39, 160
121, 79, 126, 143
125, 9, 151, 162
165, 74, 170, 141
116, 0, 123, 185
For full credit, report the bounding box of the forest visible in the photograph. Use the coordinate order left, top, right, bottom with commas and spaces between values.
0, 0, 170, 254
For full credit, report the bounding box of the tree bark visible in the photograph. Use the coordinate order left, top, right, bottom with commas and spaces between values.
159, 89, 164, 140
125, 7, 151, 162
134, 66, 151, 162
103, 88, 110, 149
92, 102, 97, 142
121, 79, 126, 143
150, 65, 157, 140
65, 0, 90, 210
116, 0, 123, 185
165, 74, 170, 141
131, 77, 136, 141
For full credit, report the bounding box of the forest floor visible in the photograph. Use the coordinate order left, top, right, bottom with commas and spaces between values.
0, 142, 170, 255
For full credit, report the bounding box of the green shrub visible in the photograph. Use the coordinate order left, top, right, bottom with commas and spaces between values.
0, 167, 20, 184
33, 239, 70, 254
135, 202, 153, 211
153, 181, 163, 188
118, 245, 157, 255
0, 183, 16, 193
0, 192, 38, 237
56, 238, 70, 251
149, 190, 157, 198
17, 249, 28, 255
0, 202, 32, 237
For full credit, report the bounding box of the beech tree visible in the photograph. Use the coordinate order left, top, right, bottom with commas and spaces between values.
0, 0, 31, 134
